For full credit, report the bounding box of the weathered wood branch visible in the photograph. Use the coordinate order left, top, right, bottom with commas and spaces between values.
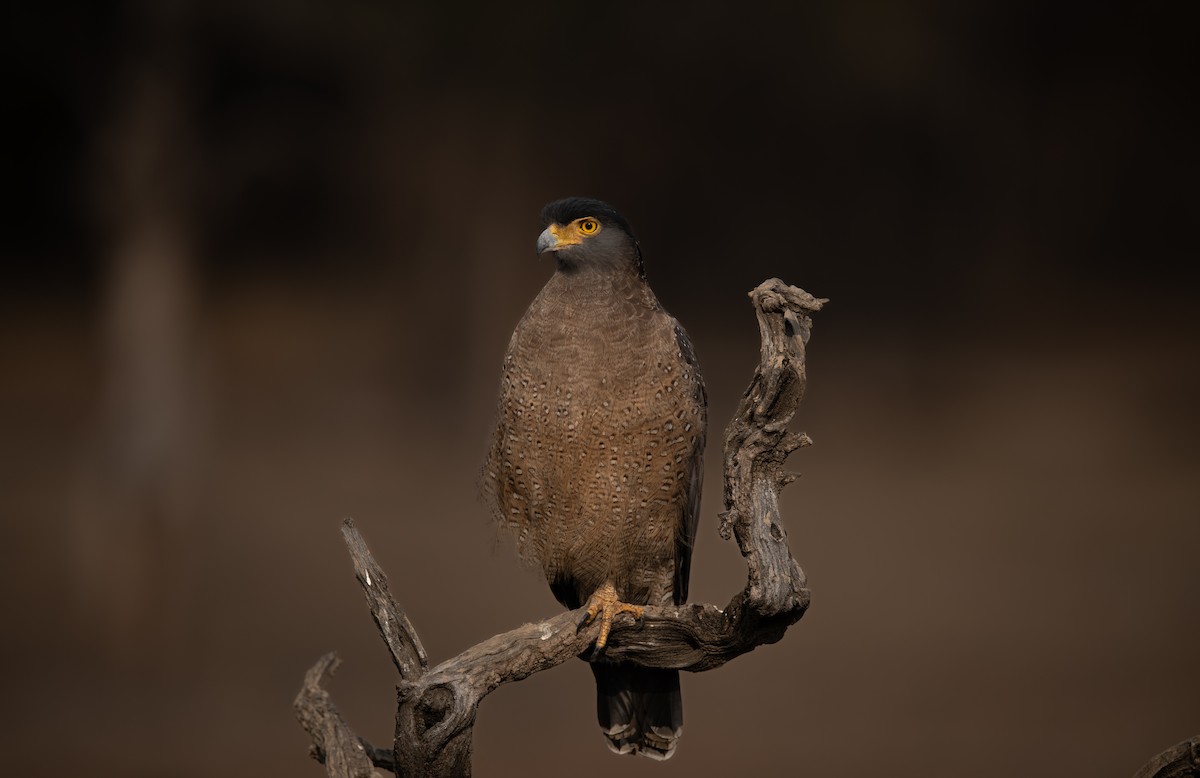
1133, 736, 1200, 778
341, 521, 428, 679
295, 277, 827, 777
294, 652, 394, 777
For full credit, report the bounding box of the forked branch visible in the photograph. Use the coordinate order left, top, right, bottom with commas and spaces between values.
294, 278, 827, 777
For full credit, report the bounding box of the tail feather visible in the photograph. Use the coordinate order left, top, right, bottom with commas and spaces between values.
591, 663, 682, 760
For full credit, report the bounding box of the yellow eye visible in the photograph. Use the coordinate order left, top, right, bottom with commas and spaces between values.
578, 219, 599, 235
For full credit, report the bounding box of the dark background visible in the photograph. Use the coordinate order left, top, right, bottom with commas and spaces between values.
2, 2, 1196, 776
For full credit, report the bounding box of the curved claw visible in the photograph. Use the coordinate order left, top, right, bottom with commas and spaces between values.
579, 581, 645, 658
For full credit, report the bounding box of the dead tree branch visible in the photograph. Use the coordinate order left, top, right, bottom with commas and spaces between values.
294, 278, 827, 776
1133, 736, 1200, 778
294, 652, 394, 777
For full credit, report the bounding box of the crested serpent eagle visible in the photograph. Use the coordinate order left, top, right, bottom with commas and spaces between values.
482, 198, 707, 760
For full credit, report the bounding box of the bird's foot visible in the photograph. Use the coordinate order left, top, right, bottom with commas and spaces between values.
578, 581, 644, 659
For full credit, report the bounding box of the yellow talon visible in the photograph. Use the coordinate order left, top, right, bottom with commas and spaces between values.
580, 581, 644, 656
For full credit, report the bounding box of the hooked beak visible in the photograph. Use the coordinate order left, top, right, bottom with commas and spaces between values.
536, 227, 558, 254
536, 223, 582, 254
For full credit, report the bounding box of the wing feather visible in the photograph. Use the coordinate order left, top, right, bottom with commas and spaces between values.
671, 320, 706, 605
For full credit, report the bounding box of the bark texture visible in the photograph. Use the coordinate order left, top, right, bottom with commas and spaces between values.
1133, 737, 1200, 778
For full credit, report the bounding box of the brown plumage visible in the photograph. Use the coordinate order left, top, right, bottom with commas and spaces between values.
482, 198, 706, 760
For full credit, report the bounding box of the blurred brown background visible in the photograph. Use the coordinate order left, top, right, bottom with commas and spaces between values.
2, 2, 1196, 776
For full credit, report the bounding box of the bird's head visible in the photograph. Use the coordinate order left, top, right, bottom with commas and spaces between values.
536, 197, 645, 279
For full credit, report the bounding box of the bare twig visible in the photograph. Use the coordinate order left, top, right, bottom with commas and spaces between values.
295, 278, 827, 776
341, 519, 427, 679
294, 653, 389, 778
